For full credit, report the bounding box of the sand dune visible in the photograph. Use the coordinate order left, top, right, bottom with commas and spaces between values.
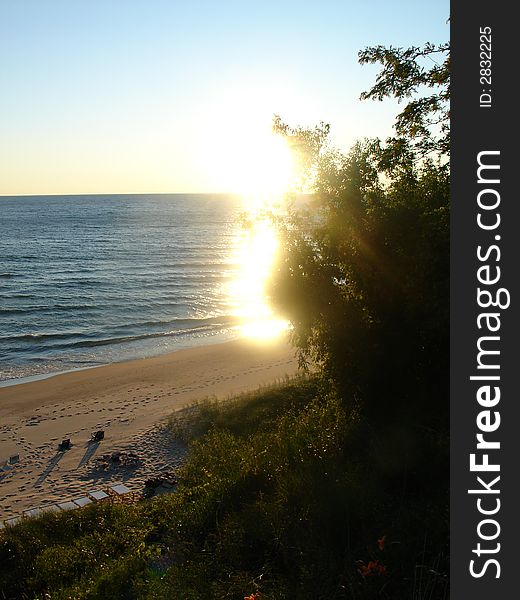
0, 337, 298, 520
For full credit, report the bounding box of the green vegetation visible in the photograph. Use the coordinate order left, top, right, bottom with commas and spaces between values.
0, 377, 448, 599
271, 41, 449, 434
358, 41, 450, 159
0, 38, 449, 599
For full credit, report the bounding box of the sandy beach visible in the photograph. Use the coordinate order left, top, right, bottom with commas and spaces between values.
0, 337, 298, 520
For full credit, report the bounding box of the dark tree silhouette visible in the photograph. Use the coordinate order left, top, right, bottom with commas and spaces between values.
270, 41, 450, 430
359, 41, 450, 163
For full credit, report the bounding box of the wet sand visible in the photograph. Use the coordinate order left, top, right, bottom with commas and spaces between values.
0, 337, 298, 520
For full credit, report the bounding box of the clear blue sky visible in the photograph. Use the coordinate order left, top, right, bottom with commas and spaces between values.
0, 1, 449, 195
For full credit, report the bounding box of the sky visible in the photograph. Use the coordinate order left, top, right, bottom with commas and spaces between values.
0, 1, 449, 195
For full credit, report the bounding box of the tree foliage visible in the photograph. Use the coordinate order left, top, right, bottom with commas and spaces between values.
270, 41, 450, 430
359, 41, 450, 162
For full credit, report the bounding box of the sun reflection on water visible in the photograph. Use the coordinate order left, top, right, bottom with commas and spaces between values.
229, 197, 290, 342
217, 124, 299, 342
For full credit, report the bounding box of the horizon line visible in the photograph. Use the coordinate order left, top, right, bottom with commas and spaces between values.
0, 191, 242, 198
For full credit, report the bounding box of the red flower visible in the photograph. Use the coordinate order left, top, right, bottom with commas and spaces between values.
357, 559, 388, 577
377, 535, 386, 551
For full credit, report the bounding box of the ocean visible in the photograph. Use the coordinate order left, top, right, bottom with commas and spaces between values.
0, 194, 262, 384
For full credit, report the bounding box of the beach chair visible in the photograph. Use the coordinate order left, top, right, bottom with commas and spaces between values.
0, 455, 19, 477
110, 483, 131, 496
58, 439, 71, 451
39, 504, 61, 514
24, 507, 43, 518
57, 501, 78, 511
73, 496, 93, 508
90, 430, 104, 442
0, 457, 16, 472
88, 489, 109, 501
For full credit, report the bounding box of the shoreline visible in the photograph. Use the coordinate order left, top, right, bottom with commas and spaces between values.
0, 336, 298, 520
0, 365, 101, 390
0, 329, 236, 389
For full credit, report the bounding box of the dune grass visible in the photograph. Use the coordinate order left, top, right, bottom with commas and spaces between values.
0, 376, 448, 599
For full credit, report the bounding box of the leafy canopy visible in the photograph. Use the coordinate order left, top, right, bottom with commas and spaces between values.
270, 40, 450, 428
359, 41, 450, 162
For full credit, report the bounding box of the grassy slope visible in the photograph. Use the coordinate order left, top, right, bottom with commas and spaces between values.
0, 376, 448, 599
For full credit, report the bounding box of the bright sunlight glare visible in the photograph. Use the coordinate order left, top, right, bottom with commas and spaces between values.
198, 84, 301, 341
232, 134, 294, 198
227, 193, 290, 342
191, 82, 305, 196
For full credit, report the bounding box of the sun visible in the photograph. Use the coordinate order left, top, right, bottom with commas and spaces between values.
231, 133, 294, 198
192, 83, 300, 198
205, 120, 295, 202
194, 83, 298, 341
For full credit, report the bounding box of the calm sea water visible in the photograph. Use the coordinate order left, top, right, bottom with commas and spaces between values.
0, 194, 248, 383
